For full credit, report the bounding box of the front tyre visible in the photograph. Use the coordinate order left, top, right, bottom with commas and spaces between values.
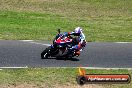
41, 46, 51, 59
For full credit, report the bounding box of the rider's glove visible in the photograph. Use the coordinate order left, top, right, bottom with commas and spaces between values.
70, 45, 78, 50
81, 40, 86, 47
63, 32, 69, 36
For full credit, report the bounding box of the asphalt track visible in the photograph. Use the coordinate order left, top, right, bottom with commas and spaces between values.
0, 40, 132, 68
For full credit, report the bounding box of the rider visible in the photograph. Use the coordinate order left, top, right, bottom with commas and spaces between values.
68, 27, 86, 56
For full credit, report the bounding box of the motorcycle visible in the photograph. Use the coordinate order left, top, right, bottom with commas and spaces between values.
41, 29, 81, 59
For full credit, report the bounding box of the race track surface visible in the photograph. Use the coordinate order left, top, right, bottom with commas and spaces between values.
0, 40, 132, 68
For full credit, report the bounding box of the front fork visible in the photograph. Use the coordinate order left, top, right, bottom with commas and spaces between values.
50, 45, 59, 56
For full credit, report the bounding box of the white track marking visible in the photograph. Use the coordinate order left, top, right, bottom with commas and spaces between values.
41, 44, 51, 46
0, 67, 131, 70
29, 42, 51, 46
115, 42, 132, 44
20, 40, 132, 45
82, 67, 132, 70
0, 66, 28, 69
20, 40, 51, 46
44, 67, 132, 70
21, 40, 33, 42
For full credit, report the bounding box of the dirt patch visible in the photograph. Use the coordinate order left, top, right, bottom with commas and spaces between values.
53, 84, 105, 88
0, 83, 104, 88
0, 0, 63, 11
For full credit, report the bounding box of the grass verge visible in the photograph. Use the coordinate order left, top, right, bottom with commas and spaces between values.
0, 68, 131, 88
0, 0, 132, 41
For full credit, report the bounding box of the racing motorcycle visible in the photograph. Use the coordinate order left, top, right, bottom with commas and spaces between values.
41, 29, 81, 59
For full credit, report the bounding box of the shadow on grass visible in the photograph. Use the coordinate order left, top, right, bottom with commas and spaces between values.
41, 57, 80, 61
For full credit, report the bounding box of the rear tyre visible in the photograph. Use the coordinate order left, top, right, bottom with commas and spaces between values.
41, 46, 51, 59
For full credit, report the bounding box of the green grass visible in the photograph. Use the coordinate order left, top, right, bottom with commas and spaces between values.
0, 0, 131, 41
0, 68, 131, 88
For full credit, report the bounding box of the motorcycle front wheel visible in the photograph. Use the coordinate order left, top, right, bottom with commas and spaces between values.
41, 46, 51, 59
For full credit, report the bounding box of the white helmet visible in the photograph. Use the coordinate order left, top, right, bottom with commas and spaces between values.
74, 27, 82, 34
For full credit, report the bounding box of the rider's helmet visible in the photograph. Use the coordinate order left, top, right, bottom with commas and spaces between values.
74, 27, 82, 36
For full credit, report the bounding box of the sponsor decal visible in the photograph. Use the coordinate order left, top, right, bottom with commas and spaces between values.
76, 67, 131, 85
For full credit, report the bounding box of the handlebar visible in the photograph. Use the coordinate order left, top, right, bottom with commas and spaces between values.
57, 29, 60, 34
